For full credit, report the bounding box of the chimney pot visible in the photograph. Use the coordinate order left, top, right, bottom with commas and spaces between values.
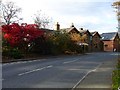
56, 22, 60, 30
80, 28, 83, 30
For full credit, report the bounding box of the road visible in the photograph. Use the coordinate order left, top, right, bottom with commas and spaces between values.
2, 52, 118, 89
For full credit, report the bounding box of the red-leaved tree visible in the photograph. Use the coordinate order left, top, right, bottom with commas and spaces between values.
2, 23, 44, 52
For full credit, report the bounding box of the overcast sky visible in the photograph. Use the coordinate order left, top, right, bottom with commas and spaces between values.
3, 0, 118, 33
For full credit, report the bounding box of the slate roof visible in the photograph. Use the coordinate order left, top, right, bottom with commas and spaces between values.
40, 28, 55, 33
60, 27, 79, 33
101, 32, 118, 40
60, 28, 72, 33
79, 30, 92, 36
79, 30, 87, 35
91, 31, 101, 37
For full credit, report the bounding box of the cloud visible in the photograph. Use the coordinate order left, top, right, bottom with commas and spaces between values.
2, 0, 118, 33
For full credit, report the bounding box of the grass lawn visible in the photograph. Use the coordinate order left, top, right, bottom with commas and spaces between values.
112, 58, 120, 90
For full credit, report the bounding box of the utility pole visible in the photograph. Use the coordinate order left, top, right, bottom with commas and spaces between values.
112, 0, 120, 37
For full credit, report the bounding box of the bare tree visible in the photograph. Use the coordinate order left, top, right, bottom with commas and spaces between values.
34, 10, 52, 29
0, 0, 3, 25
112, 1, 120, 36
1, 1, 22, 25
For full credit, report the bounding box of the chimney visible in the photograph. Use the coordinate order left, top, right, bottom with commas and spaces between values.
56, 22, 60, 30
80, 28, 83, 30
71, 23, 74, 27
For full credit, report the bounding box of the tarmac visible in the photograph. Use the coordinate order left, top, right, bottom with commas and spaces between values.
2, 53, 118, 90
74, 58, 118, 90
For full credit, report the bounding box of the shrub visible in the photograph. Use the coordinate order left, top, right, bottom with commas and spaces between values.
112, 58, 120, 90
2, 47, 23, 59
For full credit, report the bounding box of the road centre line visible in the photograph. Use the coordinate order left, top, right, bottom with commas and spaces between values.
63, 59, 78, 64
72, 63, 102, 90
18, 65, 53, 76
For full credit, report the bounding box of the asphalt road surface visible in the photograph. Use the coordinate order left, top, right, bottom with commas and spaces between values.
2, 52, 118, 89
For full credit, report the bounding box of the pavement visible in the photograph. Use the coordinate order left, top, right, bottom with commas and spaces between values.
74, 55, 118, 90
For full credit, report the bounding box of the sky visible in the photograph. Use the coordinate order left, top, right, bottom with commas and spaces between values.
2, 0, 119, 34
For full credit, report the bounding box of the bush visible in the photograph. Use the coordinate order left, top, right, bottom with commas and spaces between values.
2, 47, 23, 59
10, 49, 23, 59
112, 58, 120, 90
31, 32, 84, 55
112, 70, 120, 90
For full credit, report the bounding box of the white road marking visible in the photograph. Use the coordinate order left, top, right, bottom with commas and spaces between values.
63, 60, 78, 64
91, 63, 102, 72
18, 65, 53, 76
110, 53, 120, 56
72, 70, 92, 90
3, 59, 47, 66
72, 63, 102, 90
68, 69, 82, 71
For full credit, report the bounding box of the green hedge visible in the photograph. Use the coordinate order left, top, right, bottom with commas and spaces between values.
112, 58, 120, 90
3, 47, 23, 59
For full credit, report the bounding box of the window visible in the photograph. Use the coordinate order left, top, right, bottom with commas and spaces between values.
94, 44, 98, 48
105, 44, 108, 47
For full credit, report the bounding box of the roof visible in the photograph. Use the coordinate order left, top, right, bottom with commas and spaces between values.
101, 32, 118, 40
79, 30, 91, 36
60, 28, 71, 33
60, 27, 79, 33
40, 28, 55, 33
91, 31, 101, 37
79, 30, 87, 34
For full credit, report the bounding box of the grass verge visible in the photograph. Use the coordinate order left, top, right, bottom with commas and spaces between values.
112, 58, 120, 90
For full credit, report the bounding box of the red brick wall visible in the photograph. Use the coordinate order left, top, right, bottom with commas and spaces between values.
113, 36, 120, 51
92, 34, 102, 52
103, 40, 113, 51
103, 35, 120, 52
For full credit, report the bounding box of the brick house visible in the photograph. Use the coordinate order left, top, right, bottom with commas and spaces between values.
55, 22, 104, 52
56, 23, 89, 52
59, 23, 81, 42
79, 28, 92, 52
101, 32, 120, 52
91, 31, 103, 52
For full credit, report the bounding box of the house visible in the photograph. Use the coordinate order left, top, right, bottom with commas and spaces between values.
40, 28, 54, 37
101, 32, 120, 52
57, 23, 81, 42
91, 31, 103, 52
59, 23, 94, 52
79, 28, 92, 52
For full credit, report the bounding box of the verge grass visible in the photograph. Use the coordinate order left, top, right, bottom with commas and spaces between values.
112, 58, 120, 90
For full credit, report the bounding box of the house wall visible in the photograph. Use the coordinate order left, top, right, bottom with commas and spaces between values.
113, 36, 120, 52
92, 34, 102, 52
70, 33, 81, 42
102, 34, 120, 52
80, 32, 92, 52
69, 28, 81, 42
85, 34, 92, 52
103, 40, 114, 51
